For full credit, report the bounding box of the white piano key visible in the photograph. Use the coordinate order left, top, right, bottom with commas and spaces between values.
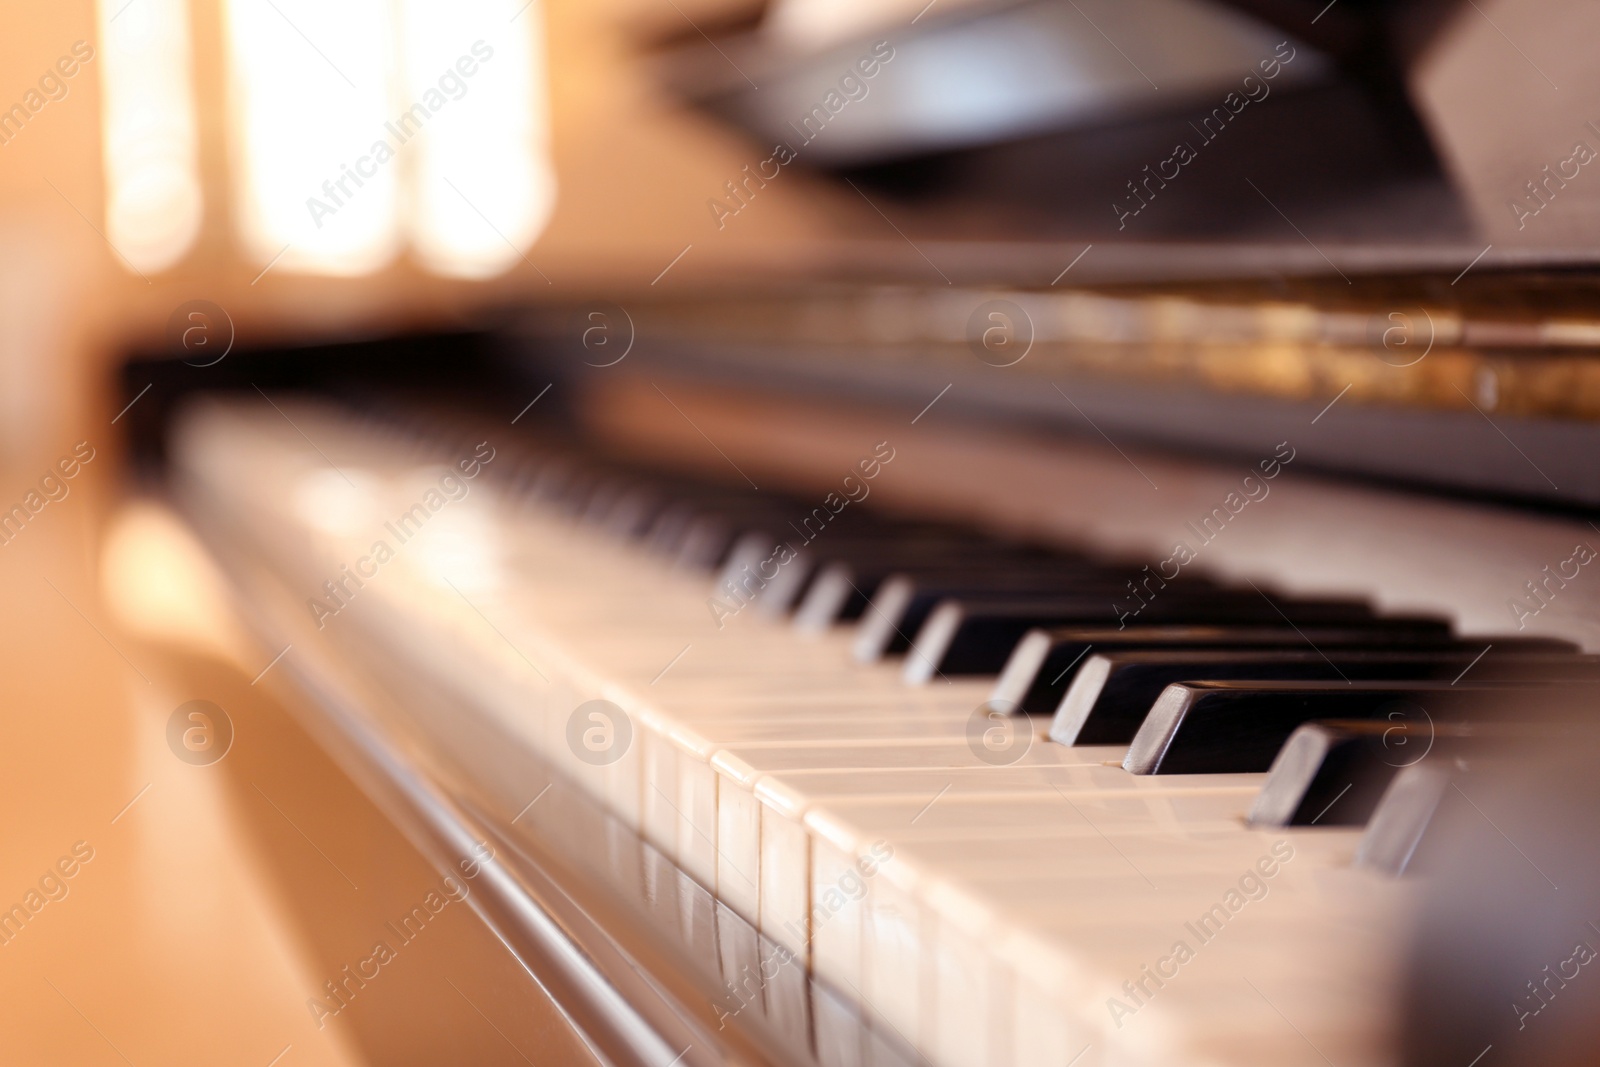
760, 931, 815, 1055
716, 899, 765, 1028
713, 749, 766, 925
810, 831, 869, 999
761, 796, 814, 957
801, 795, 1327, 1059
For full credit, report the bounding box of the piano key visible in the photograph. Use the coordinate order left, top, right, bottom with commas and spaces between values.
904, 595, 1410, 683
741, 763, 1268, 920
800, 788, 1368, 1061
757, 767, 1298, 1014
1123, 680, 1579, 775
714, 529, 784, 600
643, 714, 1009, 894
1054, 648, 1600, 745
794, 561, 877, 633
754, 547, 821, 616
716, 758, 1223, 923
714, 897, 775, 1032
710, 741, 1123, 948
575, 474, 642, 529
996, 621, 1541, 717
1352, 762, 1459, 876
676, 514, 765, 572
771, 532, 1026, 621
596, 484, 666, 539
1247, 719, 1501, 828
856, 575, 1241, 664
783, 542, 1057, 627
738, 526, 996, 617
806, 793, 1241, 1049
641, 500, 703, 558
758, 929, 814, 1056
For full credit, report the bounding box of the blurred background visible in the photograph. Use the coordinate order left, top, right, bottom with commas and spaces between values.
2, 0, 1598, 1063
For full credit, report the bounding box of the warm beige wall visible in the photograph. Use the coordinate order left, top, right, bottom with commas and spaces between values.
0, 0, 110, 458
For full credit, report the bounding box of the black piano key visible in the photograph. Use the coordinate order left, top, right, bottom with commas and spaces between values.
791, 528, 1027, 565
575, 475, 631, 525
1122, 681, 1581, 775
590, 469, 747, 540
793, 561, 869, 632
672, 506, 792, 572
633, 484, 818, 569
857, 585, 1108, 663
849, 569, 1145, 658
526, 455, 590, 512
849, 561, 1266, 653
670, 513, 735, 570
766, 536, 1010, 629
578, 479, 666, 538
1248, 719, 1491, 827
705, 511, 1001, 591
1353, 762, 1462, 876
712, 517, 953, 605
600, 487, 664, 539
1054, 649, 1600, 745
754, 548, 821, 616
647, 486, 797, 559
798, 557, 1063, 632
1354, 687, 1600, 876
713, 529, 784, 598
999, 624, 1558, 716
554, 463, 651, 521
765, 531, 1015, 619
757, 530, 969, 616
899, 593, 1400, 680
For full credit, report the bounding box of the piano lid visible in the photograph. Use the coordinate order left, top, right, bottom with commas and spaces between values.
653, 0, 1600, 265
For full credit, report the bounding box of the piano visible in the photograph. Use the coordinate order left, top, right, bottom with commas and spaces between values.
117, 261, 1600, 1065
15, 0, 1600, 1064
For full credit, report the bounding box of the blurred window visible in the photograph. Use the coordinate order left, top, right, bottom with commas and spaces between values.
97, 0, 204, 273
100, 0, 554, 278
223, 0, 402, 275
396, 0, 556, 279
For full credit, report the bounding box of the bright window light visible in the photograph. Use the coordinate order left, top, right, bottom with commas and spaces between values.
395, 0, 555, 279
223, 0, 400, 275
97, 0, 203, 274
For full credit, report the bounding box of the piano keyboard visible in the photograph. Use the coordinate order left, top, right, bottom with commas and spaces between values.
169, 396, 1597, 1067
